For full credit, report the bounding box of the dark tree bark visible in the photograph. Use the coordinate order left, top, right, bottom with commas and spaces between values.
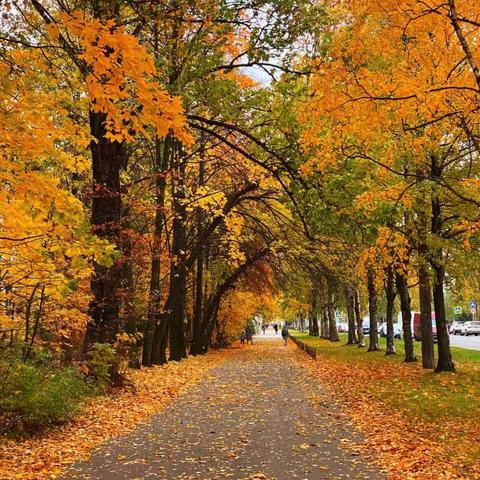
310, 288, 320, 336
23, 285, 46, 362
318, 276, 329, 339
384, 266, 396, 355
191, 145, 206, 355
354, 288, 365, 347
366, 268, 380, 351
299, 312, 306, 332
418, 263, 435, 369
431, 261, 455, 372
327, 277, 339, 342
143, 137, 169, 366
168, 142, 188, 361
429, 154, 454, 372
429, 156, 454, 372
86, 110, 125, 346
395, 272, 416, 362
344, 285, 357, 345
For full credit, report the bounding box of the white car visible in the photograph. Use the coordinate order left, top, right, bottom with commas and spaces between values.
464, 321, 480, 336
449, 321, 465, 335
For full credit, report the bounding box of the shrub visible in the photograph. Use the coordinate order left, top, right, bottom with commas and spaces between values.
0, 355, 91, 433
86, 342, 116, 387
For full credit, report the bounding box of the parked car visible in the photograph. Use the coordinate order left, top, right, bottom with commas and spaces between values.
463, 321, 480, 336
378, 323, 403, 339
449, 321, 465, 335
459, 322, 470, 335
337, 322, 348, 333
378, 323, 387, 337
362, 317, 370, 335
413, 312, 437, 342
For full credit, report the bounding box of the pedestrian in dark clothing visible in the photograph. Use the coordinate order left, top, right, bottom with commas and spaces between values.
273, 323, 278, 335
262, 324, 267, 334
240, 331, 245, 344
281, 326, 289, 346
245, 326, 254, 344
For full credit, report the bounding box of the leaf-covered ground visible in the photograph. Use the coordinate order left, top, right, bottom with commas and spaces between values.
0, 350, 229, 480
58, 336, 383, 479
292, 333, 480, 480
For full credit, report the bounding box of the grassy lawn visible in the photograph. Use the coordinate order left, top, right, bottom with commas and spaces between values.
290, 330, 480, 476
292, 330, 480, 362
290, 330, 480, 422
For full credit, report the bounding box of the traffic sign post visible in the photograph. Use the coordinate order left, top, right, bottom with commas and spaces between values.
453, 306, 462, 315
469, 300, 477, 321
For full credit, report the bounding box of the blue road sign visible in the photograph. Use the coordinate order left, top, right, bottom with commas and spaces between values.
469, 300, 477, 310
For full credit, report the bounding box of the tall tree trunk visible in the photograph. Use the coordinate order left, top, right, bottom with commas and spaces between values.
344, 285, 357, 345
384, 266, 396, 355
430, 154, 454, 372
151, 311, 168, 365
319, 276, 329, 338
354, 288, 365, 347
366, 268, 380, 351
168, 141, 187, 361
86, 110, 125, 346
311, 288, 320, 336
191, 145, 206, 355
395, 272, 416, 362
327, 278, 339, 341
431, 261, 454, 372
418, 263, 435, 369
143, 137, 169, 366
299, 312, 305, 332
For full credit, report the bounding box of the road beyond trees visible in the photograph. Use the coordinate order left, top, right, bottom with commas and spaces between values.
62, 337, 384, 480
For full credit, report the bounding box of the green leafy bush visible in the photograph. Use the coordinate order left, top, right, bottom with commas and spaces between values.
0, 355, 91, 433
86, 342, 116, 387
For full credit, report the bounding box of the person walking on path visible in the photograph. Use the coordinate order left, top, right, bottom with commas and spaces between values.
245, 326, 254, 345
273, 323, 278, 335
281, 325, 289, 346
240, 331, 246, 344
262, 324, 267, 335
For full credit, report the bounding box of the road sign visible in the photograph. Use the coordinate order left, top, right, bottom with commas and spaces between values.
335, 311, 342, 320
469, 300, 477, 310
453, 306, 462, 315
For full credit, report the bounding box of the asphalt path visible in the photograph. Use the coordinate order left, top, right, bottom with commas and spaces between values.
62, 336, 384, 480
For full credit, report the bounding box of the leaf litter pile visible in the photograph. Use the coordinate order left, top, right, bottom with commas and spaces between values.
0, 350, 229, 480
293, 341, 480, 480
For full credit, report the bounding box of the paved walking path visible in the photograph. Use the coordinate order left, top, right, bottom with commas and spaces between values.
62, 337, 384, 480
